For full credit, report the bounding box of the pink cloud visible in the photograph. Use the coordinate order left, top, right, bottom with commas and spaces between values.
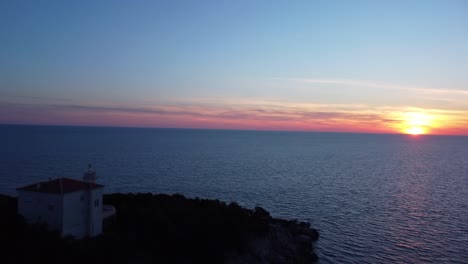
1, 101, 468, 135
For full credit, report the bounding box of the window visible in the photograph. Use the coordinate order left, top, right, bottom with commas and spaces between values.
94, 199, 99, 207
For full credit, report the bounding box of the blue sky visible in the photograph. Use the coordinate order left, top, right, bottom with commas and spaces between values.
1, 0, 468, 134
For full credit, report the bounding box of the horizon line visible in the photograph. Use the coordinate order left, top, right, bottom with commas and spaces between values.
1, 122, 467, 137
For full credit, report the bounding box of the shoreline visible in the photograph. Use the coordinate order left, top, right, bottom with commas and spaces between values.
1, 193, 319, 263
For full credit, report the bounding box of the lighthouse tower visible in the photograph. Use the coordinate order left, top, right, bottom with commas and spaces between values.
83, 164, 97, 183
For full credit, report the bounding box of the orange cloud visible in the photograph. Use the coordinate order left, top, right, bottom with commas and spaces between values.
1, 100, 468, 135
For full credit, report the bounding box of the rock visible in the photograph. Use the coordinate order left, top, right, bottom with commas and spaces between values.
0, 193, 320, 264
226, 219, 320, 263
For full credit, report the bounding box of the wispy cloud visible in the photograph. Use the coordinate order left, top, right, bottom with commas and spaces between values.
47, 103, 380, 123
1, 94, 74, 103
279, 78, 468, 96
1, 98, 468, 135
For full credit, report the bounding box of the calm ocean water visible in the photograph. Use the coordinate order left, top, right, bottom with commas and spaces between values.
0, 125, 467, 263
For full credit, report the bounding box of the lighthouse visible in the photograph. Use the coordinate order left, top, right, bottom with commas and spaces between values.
17, 165, 105, 238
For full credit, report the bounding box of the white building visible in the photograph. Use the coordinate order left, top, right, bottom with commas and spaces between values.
17, 165, 108, 239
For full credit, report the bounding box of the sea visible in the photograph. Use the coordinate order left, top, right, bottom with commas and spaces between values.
0, 125, 467, 264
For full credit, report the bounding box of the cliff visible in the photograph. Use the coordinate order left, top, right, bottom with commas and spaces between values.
0, 193, 318, 263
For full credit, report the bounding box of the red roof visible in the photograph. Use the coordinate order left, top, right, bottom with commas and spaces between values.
17, 178, 103, 194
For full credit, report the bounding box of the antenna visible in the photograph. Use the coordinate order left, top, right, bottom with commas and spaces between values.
59, 177, 63, 195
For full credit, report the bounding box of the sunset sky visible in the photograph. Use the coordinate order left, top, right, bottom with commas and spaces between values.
1, 0, 468, 135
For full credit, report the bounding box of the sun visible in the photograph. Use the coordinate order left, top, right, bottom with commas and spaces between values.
399, 112, 434, 135
405, 126, 425, 135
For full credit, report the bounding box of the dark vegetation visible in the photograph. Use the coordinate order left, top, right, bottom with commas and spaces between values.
0, 193, 318, 263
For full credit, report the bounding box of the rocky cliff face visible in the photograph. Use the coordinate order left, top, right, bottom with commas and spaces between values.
1, 193, 319, 263
226, 218, 319, 263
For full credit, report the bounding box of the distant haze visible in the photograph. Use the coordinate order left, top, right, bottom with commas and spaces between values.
1, 1, 468, 135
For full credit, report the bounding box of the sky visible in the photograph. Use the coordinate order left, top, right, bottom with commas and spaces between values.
1, 0, 468, 135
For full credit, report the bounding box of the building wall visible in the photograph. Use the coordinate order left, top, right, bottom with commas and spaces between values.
62, 187, 103, 238
18, 187, 104, 239
62, 190, 88, 238
90, 187, 103, 237
17, 191, 63, 233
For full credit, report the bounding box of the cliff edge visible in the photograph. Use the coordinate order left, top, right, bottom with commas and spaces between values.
0, 193, 318, 263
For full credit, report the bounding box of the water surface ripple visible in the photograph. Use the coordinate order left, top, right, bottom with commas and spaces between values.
1, 125, 467, 263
